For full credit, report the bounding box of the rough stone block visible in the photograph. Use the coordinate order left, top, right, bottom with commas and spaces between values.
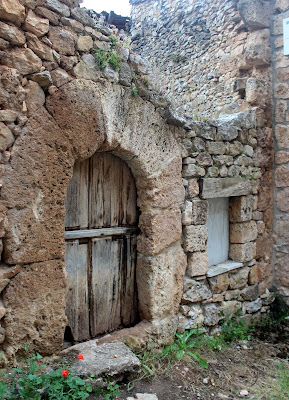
0, 0, 25, 27
183, 225, 208, 252
246, 78, 266, 105
274, 83, 289, 99
76, 35, 93, 52
276, 151, 289, 165
203, 303, 220, 326
48, 26, 76, 55
66, 341, 141, 378
3, 260, 67, 355
276, 188, 289, 212
24, 10, 49, 37
182, 278, 212, 302
229, 196, 253, 222
220, 301, 242, 319
238, 0, 270, 28
229, 267, 250, 289
50, 68, 72, 87
46, 0, 70, 17
25, 81, 45, 117
243, 298, 262, 314
187, 179, 199, 198
1, 47, 42, 75
191, 199, 208, 225
137, 248, 186, 319
35, 6, 60, 25
71, 7, 97, 28
73, 54, 102, 82
276, 165, 289, 188
206, 141, 227, 155
138, 210, 182, 256
61, 16, 84, 32
276, 125, 289, 149
0, 21, 26, 45
248, 265, 262, 285
0, 122, 14, 152
224, 290, 241, 301
240, 285, 258, 301
208, 273, 229, 294
27, 32, 54, 61
230, 221, 258, 243
182, 200, 192, 225
187, 252, 209, 277
182, 164, 206, 178
178, 304, 204, 330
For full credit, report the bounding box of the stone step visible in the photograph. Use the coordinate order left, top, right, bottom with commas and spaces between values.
62, 341, 141, 379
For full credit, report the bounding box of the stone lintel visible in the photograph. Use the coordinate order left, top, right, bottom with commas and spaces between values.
200, 178, 253, 199
207, 260, 243, 278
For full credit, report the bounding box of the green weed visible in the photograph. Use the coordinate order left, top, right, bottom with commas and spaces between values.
95, 381, 120, 400
131, 84, 138, 96
0, 349, 93, 399
267, 363, 289, 400
136, 329, 208, 379
94, 49, 122, 71
109, 35, 117, 46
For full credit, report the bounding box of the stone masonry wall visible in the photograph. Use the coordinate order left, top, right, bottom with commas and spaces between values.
179, 115, 274, 332
0, 0, 281, 361
130, 0, 276, 328
0, 0, 189, 362
271, 0, 289, 305
130, 0, 272, 120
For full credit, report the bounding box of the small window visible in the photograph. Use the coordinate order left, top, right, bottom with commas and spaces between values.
206, 197, 229, 266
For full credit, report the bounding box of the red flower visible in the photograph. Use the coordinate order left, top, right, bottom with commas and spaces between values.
62, 370, 69, 377
77, 353, 84, 360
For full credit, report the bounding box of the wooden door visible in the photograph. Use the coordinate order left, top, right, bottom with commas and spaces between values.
64, 153, 138, 342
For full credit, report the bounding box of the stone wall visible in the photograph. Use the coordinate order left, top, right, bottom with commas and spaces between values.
0, 0, 188, 363
179, 115, 274, 332
271, 0, 289, 305
130, 0, 272, 120
0, 0, 282, 362
130, 0, 276, 325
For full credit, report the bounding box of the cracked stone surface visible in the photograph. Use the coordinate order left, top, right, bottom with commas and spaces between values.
63, 341, 141, 378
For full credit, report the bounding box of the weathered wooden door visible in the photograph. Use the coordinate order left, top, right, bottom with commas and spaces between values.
64, 153, 138, 342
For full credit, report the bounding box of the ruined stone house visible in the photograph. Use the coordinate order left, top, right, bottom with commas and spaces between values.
0, 0, 288, 363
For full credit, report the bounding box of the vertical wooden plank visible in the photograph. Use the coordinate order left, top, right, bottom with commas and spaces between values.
121, 234, 138, 326
65, 240, 90, 341
89, 153, 104, 229
110, 155, 122, 227
121, 165, 137, 227
102, 153, 112, 227
64, 160, 89, 229
90, 237, 122, 336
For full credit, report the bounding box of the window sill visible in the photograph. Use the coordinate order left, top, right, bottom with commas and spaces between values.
207, 260, 243, 278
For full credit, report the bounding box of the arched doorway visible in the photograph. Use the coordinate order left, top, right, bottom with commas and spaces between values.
64, 152, 139, 342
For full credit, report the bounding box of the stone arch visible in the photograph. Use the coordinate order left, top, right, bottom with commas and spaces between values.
1, 79, 186, 359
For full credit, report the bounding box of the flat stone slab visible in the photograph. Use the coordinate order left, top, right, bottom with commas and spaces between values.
207, 260, 243, 277
127, 394, 159, 400
64, 341, 141, 378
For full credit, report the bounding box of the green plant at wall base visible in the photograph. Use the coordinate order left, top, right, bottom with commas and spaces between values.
137, 329, 208, 378
94, 49, 122, 71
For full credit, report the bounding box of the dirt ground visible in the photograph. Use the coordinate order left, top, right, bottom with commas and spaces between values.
115, 318, 289, 400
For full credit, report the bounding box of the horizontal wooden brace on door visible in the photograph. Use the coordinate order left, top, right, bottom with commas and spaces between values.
65, 227, 138, 240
